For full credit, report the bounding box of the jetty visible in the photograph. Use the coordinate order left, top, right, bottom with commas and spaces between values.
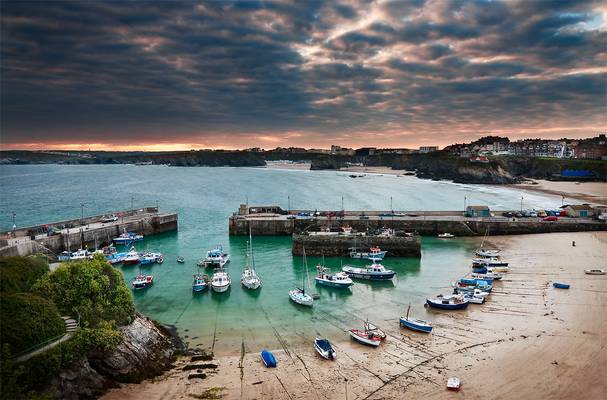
229, 204, 607, 237
0, 207, 178, 258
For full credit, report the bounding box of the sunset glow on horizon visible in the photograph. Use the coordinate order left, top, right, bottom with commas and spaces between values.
1, 0, 606, 149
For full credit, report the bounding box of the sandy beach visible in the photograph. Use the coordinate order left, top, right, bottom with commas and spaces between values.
102, 231, 607, 400
512, 179, 607, 206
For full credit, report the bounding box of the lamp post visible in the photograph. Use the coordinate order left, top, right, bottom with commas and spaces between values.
131, 196, 134, 213
156, 200, 159, 212
288, 195, 290, 213
12, 212, 16, 237
520, 195, 524, 212
80, 203, 84, 226
341, 196, 344, 211
464, 195, 467, 214
390, 196, 393, 213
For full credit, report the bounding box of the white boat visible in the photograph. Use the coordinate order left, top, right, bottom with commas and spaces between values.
487, 266, 510, 273
472, 257, 508, 267
289, 246, 314, 307
475, 248, 501, 258
438, 233, 455, 238
211, 269, 231, 292
241, 228, 262, 290
447, 377, 461, 391
471, 272, 503, 280
132, 274, 153, 290
463, 294, 485, 304
585, 269, 606, 275
122, 247, 141, 265
113, 231, 144, 244
315, 265, 353, 288
68, 248, 93, 260
348, 327, 382, 347
349, 246, 387, 260
201, 245, 230, 268
314, 338, 336, 360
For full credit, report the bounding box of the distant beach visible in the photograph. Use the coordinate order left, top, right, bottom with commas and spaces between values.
102, 231, 607, 400
510, 179, 607, 206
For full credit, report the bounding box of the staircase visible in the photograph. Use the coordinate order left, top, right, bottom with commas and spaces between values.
14, 315, 80, 362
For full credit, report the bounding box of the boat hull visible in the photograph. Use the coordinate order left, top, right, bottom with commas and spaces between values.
211, 283, 230, 293
553, 282, 570, 289
314, 339, 336, 360
242, 278, 261, 290
192, 284, 207, 292
400, 318, 433, 333
426, 299, 469, 310
261, 350, 276, 367
343, 271, 394, 280
315, 278, 353, 288
348, 330, 381, 347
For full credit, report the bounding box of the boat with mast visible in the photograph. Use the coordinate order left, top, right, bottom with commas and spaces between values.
400, 303, 433, 333
289, 246, 314, 306
314, 255, 353, 289
241, 226, 261, 290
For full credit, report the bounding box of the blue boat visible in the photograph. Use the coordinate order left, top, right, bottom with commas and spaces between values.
261, 349, 277, 367
315, 265, 353, 288
460, 278, 493, 285
342, 261, 395, 281
192, 275, 209, 292
553, 282, 570, 289
400, 303, 432, 333
113, 231, 144, 244
426, 295, 469, 310
472, 266, 488, 274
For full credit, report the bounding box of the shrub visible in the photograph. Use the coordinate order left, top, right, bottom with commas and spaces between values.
33, 254, 135, 327
0, 256, 49, 293
0, 293, 65, 354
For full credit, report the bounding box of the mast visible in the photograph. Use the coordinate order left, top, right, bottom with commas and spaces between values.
406, 302, 411, 320
249, 224, 256, 272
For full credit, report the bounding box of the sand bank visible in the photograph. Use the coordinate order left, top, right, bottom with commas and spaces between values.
102, 231, 607, 400
511, 179, 606, 205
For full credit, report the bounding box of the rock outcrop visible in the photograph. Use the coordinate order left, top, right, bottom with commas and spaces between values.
48, 315, 179, 399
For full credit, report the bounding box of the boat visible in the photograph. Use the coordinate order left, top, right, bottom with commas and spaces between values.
463, 293, 485, 304
472, 258, 509, 267
553, 282, 570, 289
400, 303, 433, 333
315, 265, 353, 288
241, 228, 262, 290
132, 274, 153, 290
314, 338, 336, 360
139, 252, 163, 265
447, 377, 461, 391
426, 294, 469, 310
342, 260, 395, 280
113, 231, 144, 244
475, 248, 500, 257
68, 248, 93, 260
122, 247, 141, 265
261, 349, 277, 367
201, 245, 230, 268
585, 269, 606, 275
192, 274, 209, 292
349, 246, 387, 260
471, 272, 503, 280
364, 320, 386, 340
438, 233, 455, 238
487, 266, 510, 273
177, 256, 185, 263
348, 327, 382, 347
459, 277, 493, 286
454, 287, 490, 298
211, 269, 231, 292
289, 246, 314, 306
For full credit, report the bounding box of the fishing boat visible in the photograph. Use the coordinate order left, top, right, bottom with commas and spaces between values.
585, 269, 606, 275
447, 377, 461, 391
315, 265, 353, 288
132, 274, 153, 290
122, 247, 141, 265
69, 248, 93, 260
472, 258, 509, 267
139, 252, 163, 265
192, 274, 209, 292
261, 349, 277, 367
487, 265, 510, 273
459, 277, 493, 286
426, 294, 469, 310
201, 245, 230, 268
475, 248, 500, 257
348, 326, 382, 347
113, 231, 144, 244
463, 293, 485, 304
365, 320, 386, 340
177, 256, 185, 263
471, 272, 503, 280
553, 282, 570, 289
241, 228, 262, 290
289, 247, 314, 306
211, 269, 231, 292
438, 233, 455, 238
349, 246, 387, 260
400, 303, 433, 333
314, 338, 336, 360
342, 260, 395, 280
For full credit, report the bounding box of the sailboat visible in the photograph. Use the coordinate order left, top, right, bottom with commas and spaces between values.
241, 226, 261, 290
400, 303, 433, 333
289, 246, 314, 306
475, 226, 500, 257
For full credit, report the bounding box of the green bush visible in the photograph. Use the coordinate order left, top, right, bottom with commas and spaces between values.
0, 293, 65, 354
33, 254, 135, 327
0, 256, 49, 293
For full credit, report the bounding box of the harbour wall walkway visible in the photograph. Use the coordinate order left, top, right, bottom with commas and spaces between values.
0, 207, 178, 257
292, 233, 421, 257
229, 207, 606, 237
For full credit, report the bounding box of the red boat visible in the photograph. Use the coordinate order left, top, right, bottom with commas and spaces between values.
348, 329, 382, 347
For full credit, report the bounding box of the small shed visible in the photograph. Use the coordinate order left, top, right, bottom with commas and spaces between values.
563, 204, 595, 218
466, 205, 491, 217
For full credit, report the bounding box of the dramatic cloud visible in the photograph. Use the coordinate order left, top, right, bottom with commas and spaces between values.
1, 0, 606, 149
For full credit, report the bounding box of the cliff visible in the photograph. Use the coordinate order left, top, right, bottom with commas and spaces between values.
48, 315, 180, 399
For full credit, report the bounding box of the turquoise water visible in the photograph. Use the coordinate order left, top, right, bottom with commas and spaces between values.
0, 165, 561, 354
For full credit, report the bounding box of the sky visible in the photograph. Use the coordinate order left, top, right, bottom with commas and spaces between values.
1, 0, 606, 151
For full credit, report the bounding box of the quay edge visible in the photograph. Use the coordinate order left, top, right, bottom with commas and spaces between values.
292, 233, 421, 257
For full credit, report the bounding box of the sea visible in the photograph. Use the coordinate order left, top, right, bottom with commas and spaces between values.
0, 164, 563, 354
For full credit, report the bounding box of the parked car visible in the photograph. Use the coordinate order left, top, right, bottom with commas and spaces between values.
359, 215, 369, 220
297, 212, 311, 217
287, 215, 297, 220
100, 214, 118, 223
543, 216, 558, 222
503, 212, 514, 218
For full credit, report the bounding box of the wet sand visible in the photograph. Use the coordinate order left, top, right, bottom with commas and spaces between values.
511, 179, 607, 205
102, 232, 607, 400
